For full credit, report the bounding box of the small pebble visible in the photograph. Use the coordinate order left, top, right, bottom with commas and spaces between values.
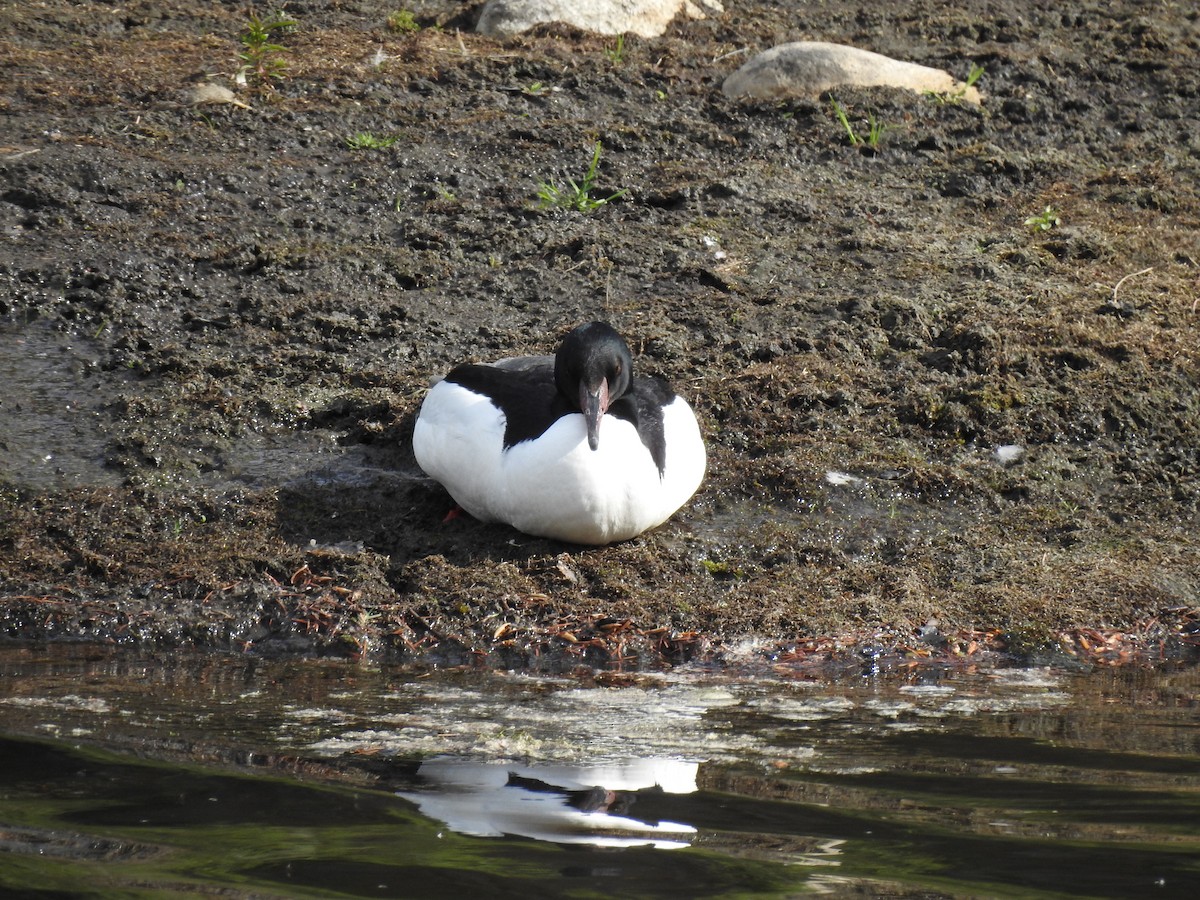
825, 470, 862, 486
187, 82, 251, 109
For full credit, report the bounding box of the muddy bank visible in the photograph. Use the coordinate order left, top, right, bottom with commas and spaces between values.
1, 1, 1198, 669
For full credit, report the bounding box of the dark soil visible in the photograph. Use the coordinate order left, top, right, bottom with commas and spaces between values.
2, 1, 1199, 670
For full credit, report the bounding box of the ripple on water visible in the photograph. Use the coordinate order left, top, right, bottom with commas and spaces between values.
0, 646, 1197, 898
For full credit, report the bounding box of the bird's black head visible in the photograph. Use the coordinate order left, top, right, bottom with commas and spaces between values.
554, 322, 634, 451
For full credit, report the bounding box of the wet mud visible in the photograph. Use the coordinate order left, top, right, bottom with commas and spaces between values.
2, 1, 1198, 668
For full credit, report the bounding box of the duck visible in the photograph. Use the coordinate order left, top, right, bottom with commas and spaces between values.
412, 322, 706, 545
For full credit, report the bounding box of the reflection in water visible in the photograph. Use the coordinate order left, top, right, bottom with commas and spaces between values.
0, 644, 1197, 898
398, 758, 699, 848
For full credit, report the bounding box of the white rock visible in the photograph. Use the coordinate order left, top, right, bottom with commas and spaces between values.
723, 41, 981, 104
477, 0, 723, 39
824, 470, 862, 487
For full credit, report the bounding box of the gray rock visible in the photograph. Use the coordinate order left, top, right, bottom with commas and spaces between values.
477, 0, 723, 39
723, 41, 981, 104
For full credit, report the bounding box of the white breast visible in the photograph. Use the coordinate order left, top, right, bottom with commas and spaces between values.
413, 381, 705, 545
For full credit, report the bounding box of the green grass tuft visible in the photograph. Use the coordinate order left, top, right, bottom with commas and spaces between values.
386, 10, 420, 33
830, 98, 886, 150
536, 142, 628, 213
345, 132, 400, 150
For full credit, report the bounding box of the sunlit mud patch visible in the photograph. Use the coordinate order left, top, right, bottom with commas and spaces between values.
398, 758, 698, 849
694, 463, 981, 569
0, 320, 409, 501
193, 425, 386, 493
0, 322, 124, 488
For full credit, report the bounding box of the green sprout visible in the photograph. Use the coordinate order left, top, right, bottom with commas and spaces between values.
386, 10, 420, 33
605, 34, 626, 65
1024, 206, 1062, 232
345, 131, 400, 150
536, 141, 628, 213
830, 99, 886, 150
238, 10, 297, 89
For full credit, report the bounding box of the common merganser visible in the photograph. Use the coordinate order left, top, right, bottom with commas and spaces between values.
412, 322, 705, 544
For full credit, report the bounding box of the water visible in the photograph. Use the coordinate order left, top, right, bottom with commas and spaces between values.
0, 644, 1196, 898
